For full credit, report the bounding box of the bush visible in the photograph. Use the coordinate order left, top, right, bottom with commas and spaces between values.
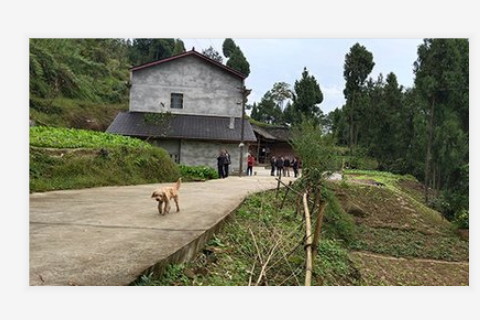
178, 165, 219, 181
454, 209, 469, 229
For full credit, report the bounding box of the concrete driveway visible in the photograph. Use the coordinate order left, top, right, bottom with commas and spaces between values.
30, 168, 295, 286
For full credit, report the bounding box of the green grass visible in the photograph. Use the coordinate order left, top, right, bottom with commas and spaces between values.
30, 146, 180, 192
349, 225, 468, 262
30, 96, 127, 131
30, 126, 151, 149
29, 126, 182, 192
135, 189, 360, 286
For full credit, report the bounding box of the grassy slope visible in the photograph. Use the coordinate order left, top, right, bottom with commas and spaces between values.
30, 127, 180, 192
30, 96, 127, 131
136, 170, 468, 286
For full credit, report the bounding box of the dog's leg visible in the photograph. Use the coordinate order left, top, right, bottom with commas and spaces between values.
164, 197, 171, 214
157, 200, 164, 215
174, 195, 180, 212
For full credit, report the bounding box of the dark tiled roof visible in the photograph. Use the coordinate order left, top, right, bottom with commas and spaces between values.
251, 124, 291, 142
106, 112, 257, 142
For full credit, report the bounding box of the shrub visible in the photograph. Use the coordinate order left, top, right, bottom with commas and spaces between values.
178, 165, 219, 181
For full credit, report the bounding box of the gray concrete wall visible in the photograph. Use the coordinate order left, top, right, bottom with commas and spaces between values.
152, 138, 250, 174
130, 55, 243, 117
151, 139, 180, 163
180, 140, 245, 174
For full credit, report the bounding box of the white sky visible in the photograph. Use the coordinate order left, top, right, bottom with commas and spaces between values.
183, 38, 424, 114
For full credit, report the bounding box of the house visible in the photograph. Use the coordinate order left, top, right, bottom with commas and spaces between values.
106, 49, 257, 173
249, 122, 295, 164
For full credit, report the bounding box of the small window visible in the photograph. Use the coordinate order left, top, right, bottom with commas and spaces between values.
170, 93, 183, 109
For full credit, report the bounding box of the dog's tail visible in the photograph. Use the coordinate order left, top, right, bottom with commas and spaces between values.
175, 177, 182, 190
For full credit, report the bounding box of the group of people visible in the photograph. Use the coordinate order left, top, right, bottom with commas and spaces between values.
217, 150, 299, 178
217, 150, 256, 178
270, 155, 299, 178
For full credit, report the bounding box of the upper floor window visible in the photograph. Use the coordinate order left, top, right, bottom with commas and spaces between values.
171, 93, 183, 109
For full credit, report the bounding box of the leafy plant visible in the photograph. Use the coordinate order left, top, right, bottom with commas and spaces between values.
178, 164, 219, 181
30, 126, 152, 149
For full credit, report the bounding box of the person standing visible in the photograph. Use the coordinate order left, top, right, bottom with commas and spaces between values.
217, 151, 227, 178
292, 156, 299, 178
283, 156, 291, 177
275, 155, 284, 178
224, 149, 231, 178
270, 155, 276, 176
246, 153, 255, 176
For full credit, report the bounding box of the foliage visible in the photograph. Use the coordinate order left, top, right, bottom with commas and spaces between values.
342, 42, 375, 149
178, 164, 219, 181
127, 38, 185, 66
29, 96, 127, 131
290, 118, 340, 181
202, 46, 223, 63
222, 38, 250, 76
30, 126, 152, 149
30, 38, 130, 103
287, 68, 324, 125
328, 39, 468, 224
30, 146, 180, 192
135, 190, 360, 286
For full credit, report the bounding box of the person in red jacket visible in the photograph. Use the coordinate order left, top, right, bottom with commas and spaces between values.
246, 153, 255, 176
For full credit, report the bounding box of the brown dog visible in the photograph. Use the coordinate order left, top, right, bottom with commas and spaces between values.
151, 178, 181, 215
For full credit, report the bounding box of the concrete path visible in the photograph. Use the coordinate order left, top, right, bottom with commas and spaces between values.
30, 166, 296, 286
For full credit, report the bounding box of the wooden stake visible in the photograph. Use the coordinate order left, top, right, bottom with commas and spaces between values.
303, 192, 313, 286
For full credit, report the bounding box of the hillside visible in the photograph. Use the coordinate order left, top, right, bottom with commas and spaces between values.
136, 170, 468, 286
30, 127, 180, 192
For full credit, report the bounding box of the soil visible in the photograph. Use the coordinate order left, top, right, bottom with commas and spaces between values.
350, 251, 469, 286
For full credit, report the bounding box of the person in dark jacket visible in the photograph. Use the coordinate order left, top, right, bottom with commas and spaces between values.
217, 151, 227, 178
283, 156, 291, 177
275, 156, 284, 178
224, 149, 231, 178
270, 156, 276, 176
292, 157, 299, 178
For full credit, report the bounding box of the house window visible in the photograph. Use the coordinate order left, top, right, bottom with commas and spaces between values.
170, 93, 183, 109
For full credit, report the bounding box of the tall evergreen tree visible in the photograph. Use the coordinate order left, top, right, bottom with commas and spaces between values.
289, 67, 324, 125
343, 43, 375, 150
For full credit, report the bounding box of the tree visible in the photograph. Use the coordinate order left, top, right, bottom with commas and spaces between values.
222, 38, 237, 58
413, 38, 469, 203
222, 38, 251, 77
289, 67, 324, 125
250, 91, 283, 124
226, 46, 250, 76
128, 38, 185, 65
343, 43, 375, 150
270, 82, 293, 111
202, 46, 223, 63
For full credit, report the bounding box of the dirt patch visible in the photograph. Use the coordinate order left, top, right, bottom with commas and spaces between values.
350, 251, 469, 286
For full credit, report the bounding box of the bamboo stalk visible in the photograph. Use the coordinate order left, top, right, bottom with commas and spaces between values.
303, 192, 313, 286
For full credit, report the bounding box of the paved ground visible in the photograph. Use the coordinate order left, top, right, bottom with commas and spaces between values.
29, 166, 296, 286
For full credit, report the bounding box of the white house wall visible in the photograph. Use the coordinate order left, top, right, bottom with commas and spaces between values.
130, 55, 243, 117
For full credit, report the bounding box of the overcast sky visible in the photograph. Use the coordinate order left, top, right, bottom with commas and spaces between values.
183, 38, 424, 114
